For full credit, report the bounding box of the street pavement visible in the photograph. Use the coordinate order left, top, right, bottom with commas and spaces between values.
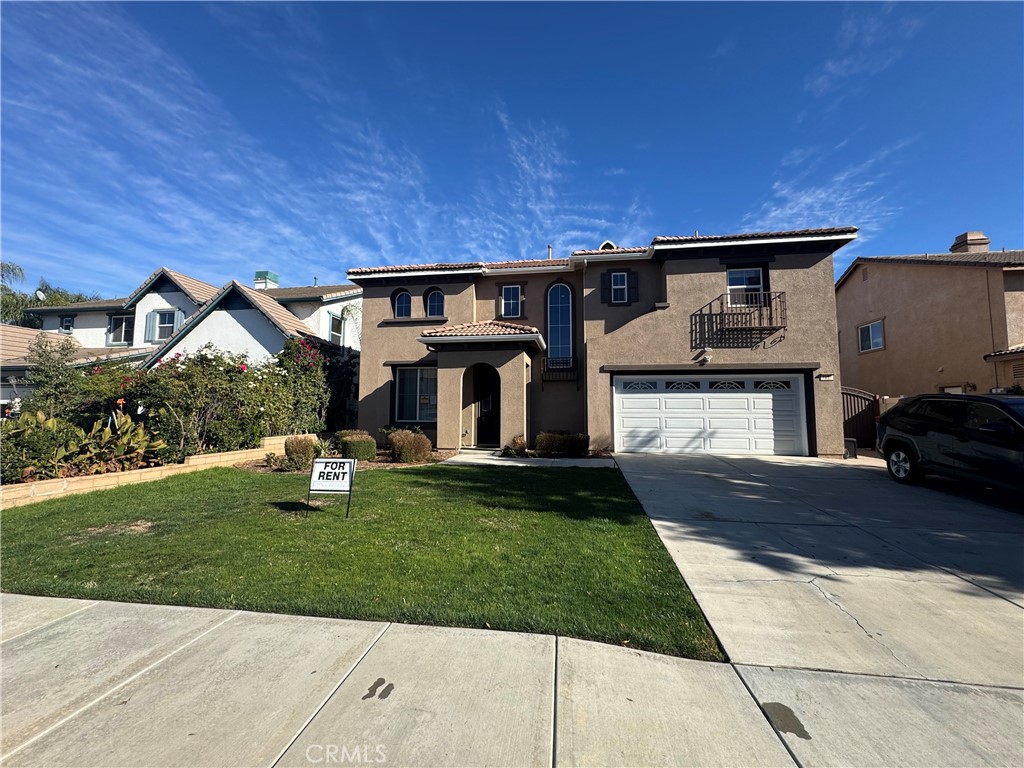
2, 453, 1022, 766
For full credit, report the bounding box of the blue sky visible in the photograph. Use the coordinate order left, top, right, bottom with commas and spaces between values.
2, 2, 1022, 296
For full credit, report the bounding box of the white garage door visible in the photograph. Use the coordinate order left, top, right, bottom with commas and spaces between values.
613, 374, 807, 455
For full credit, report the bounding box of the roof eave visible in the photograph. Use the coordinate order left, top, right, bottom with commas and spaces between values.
416, 333, 547, 352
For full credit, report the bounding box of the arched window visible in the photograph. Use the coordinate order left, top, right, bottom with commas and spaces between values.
547, 283, 572, 360
394, 291, 412, 318
425, 290, 445, 317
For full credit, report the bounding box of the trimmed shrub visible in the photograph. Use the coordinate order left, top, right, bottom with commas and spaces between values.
334, 430, 377, 461
501, 434, 528, 457
535, 431, 590, 458
387, 429, 433, 463
284, 436, 317, 471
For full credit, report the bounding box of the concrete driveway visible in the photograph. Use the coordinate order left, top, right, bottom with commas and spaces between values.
617, 453, 1024, 766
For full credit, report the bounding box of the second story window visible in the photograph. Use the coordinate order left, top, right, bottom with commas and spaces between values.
727, 267, 764, 307
394, 291, 412, 318
58, 315, 74, 334
547, 283, 572, 360
611, 272, 628, 304
425, 290, 445, 317
502, 285, 522, 318
145, 309, 183, 343
330, 313, 344, 345
107, 314, 135, 346
858, 320, 884, 352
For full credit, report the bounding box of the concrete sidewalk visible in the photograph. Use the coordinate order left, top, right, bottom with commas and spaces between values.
2, 594, 790, 768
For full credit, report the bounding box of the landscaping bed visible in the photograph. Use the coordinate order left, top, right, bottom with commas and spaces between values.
0, 465, 722, 660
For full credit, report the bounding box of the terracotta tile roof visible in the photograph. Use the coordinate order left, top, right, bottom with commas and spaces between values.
836, 250, 1024, 289
854, 251, 1024, 267
348, 262, 483, 276
261, 284, 362, 302
485, 259, 571, 269
985, 343, 1024, 360
421, 320, 541, 338
652, 226, 859, 244
1, 324, 79, 361
27, 298, 128, 314
570, 247, 648, 256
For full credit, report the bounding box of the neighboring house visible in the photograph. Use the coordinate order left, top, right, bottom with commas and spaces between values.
26, 268, 362, 369
835, 231, 1024, 397
0, 323, 144, 412
348, 226, 857, 456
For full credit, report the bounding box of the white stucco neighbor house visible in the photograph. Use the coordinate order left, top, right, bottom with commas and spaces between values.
26, 268, 362, 369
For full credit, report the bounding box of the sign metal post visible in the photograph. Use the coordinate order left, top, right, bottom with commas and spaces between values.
307, 458, 357, 517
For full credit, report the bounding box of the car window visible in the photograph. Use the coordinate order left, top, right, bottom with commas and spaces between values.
962, 403, 1014, 431
918, 400, 962, 425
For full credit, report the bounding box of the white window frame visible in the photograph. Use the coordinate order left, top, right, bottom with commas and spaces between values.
425, 290, 445, 318
58, 315, 74, 334
858, 320, 884, 352
610, 272, 628, 304
394, 291, 412, 318
329, 312, 345, 346
727, 267, 764, 307
155, 310, 177, 341
501, 285, 522, 318
547, 284, 573, 360
395, 367, 438, 422
107, 314, 135, 346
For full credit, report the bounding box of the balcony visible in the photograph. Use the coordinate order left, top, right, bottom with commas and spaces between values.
690, 292, 787, 349
542, 356, 578, 382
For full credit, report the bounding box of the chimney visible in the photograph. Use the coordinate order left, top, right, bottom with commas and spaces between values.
254, 270, 279, 290
949, 231, 990, 254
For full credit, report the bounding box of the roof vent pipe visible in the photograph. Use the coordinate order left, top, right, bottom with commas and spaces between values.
548, 244, 552, 260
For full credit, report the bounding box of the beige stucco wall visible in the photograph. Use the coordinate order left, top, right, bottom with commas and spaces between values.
582, 252, 845, 455
356, 279, 474, 443
435, 348, 529, 450
1003, 269, 1024, 350
836, 263, 1010, 396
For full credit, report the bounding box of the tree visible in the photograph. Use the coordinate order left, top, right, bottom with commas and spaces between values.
24, 334, 83, 420
0, 262, 102, 327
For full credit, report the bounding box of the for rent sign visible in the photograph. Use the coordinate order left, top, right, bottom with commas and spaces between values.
308, 458, 357, 517
310, 458, 355, 493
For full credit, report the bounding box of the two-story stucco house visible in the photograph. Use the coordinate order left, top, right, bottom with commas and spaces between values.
835, 231, 1024, 398
28, 267, 362, 369
348, 226, 857, 457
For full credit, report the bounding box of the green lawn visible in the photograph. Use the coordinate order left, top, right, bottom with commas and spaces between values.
0, 465, 723, 660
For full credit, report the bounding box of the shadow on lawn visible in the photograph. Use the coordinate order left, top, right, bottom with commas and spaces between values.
270, 501, 318, 517
405, 465, 642, 525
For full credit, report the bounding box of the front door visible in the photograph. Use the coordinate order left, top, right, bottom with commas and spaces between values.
474, 365, 500, 447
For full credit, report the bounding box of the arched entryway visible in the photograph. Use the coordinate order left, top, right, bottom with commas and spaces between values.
463, 363, 501, 447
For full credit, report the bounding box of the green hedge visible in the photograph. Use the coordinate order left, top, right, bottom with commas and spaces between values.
534, 431, 590, 458
333, 430, 377, 461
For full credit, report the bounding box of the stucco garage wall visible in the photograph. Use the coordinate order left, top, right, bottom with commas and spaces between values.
584, 253, 844, 456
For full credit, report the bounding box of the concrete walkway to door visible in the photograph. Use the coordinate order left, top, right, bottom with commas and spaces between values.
616, 453, 1024, 766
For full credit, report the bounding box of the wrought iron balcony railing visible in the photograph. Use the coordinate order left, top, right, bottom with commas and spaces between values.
712, 291, 787, 331
542, 356, 578, 381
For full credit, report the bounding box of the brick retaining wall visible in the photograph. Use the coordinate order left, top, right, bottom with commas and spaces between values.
0, 434, 314, 510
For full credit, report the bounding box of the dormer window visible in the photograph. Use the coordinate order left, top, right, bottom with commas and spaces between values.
394, 291, 412, 318
145, 309, 184, 343
425, 290, 445, 317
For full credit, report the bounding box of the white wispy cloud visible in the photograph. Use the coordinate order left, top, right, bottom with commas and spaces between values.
804, 3, 921, 97
1, 4, 649, 297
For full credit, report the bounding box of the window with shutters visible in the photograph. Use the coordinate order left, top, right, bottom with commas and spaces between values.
144, 308, 184, 343
600, 270, 638, 306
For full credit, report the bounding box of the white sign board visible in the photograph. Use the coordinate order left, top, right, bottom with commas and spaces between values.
309, 458, 356, 493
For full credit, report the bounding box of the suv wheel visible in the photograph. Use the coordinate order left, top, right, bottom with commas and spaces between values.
886, 446, 920, 483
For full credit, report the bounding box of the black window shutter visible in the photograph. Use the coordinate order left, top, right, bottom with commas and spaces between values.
627, 271, 639, 303
600, 272, 611, 304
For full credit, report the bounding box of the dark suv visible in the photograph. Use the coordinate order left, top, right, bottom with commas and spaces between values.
877, 394, 1024, 490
